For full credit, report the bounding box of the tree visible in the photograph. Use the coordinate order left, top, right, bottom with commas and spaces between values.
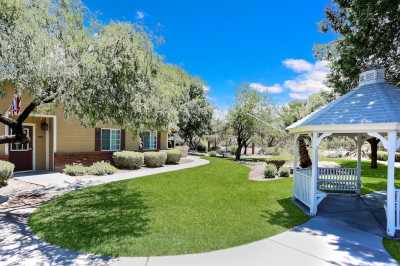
177, 80, 213, 150
228, 85, 267, 160
319, 0, 400, 94
0, 0, 175, 146
280, 92, 331, 168
319, 0, 399, 167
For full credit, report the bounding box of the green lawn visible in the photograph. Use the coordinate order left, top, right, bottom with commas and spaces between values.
383, 238, 400, 262
29, 157, 308, 257
334, 159, 400, 194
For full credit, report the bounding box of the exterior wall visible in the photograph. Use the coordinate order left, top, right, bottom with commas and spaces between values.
0, 83, 170, 171
160, 131, 168, 150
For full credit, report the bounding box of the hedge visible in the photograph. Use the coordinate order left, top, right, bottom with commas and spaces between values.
88, 161, 117, 176
63, 161, 117, 176
369, 151, 400, 162
0, 160, 14, 186
166, 149, 182, 164
113, 151, 144, 169
144, 151, 167, 167
63, 163, 88, 176
264, 163, 277, 179
279, 166, 290, 177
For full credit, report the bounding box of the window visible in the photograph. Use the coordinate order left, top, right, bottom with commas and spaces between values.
101, 129, 121, 151
142, 131, 157, 150
10, 128, 31, 151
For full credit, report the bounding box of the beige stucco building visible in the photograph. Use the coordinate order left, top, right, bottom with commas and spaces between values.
0, 84, 169, 171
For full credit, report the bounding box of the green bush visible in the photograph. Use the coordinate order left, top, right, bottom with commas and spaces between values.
88, 161, 117, 176
265, 160, 286, 170
0, 160, 14, 186
279, 166, 290, 177
113, 151, 144, 169
166, 149, 181, 164
264, 163, 277, 179
369, 151, 400, 162
144, 151, 167, 167
179, 145, 189, 157
208, 151, 217, 157
63, 163, 87, 176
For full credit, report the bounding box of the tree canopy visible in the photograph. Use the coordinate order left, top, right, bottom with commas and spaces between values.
177, 76, 213, 150
228, 85, 270, 160
0, 0, 197, 144
318, 0, 400, 94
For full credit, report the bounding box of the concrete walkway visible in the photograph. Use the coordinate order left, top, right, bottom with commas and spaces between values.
109, 194, 397, 266
13, 156, 209, 189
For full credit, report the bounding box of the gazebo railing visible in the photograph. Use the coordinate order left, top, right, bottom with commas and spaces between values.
395, 189, 400, 230
293, 168, 312, 207
318, 167, 360, 193
294, 167, 360, 208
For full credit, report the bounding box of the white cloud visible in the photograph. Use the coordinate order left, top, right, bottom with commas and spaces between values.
136, 11, 145, 20
249, 83, 283, 94
283, 59, 313, 73
283, 60, 330, 100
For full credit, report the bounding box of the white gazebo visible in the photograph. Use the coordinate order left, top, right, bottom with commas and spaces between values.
287, 68, 400, 236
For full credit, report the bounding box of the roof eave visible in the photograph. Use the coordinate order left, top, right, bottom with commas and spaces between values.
287, 123, 400, 134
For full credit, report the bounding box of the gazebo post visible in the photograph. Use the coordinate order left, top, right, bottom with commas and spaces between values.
386, 131, 397, 236
310, 132, 319, 216
356, 136, 363, 193
292, 134, 298, 172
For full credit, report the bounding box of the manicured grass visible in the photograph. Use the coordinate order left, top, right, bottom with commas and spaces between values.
334, 159, 400, 194
383, 238, 400, 262
29, 157, 308, 257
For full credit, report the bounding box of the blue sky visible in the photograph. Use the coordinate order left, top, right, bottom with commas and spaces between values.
83, 0, 336, 111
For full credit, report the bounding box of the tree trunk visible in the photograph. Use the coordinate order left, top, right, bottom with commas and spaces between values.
235, 145, 242, 160
252, 143, 255, 155
298, 136, 312, 168
367, 138, 380, 169
244, 142, 248, 155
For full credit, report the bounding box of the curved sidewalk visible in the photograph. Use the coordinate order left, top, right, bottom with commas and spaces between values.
111, 217, 396, 266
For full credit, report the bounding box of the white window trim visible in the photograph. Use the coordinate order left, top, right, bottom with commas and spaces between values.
143, 131, 158, 150
10, 127, 32, 152
101, 128, 121, 151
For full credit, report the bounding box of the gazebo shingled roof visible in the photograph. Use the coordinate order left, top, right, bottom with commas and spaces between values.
287, 69, 400, 134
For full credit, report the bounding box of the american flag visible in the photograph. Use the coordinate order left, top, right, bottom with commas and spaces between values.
11, 94, 21, 116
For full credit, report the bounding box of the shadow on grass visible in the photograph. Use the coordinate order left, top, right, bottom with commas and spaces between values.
261, 197, 309, 229
29, 183, 150, 255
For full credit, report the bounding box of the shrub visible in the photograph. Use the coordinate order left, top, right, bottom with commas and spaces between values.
63, 163, 87, 176
196, 142, 207, 153
264, 163, 277, 179
208, 151, 217, 157
369, 151, 400, 162
144, 151, 167, 167
179, 145, 189, 157
279, 166, 290, 177
88, 161, 117, 176
0, 160, 14, 186
113, 151, 144, 169
166, 149, 182, 164
264, 160, 286, 170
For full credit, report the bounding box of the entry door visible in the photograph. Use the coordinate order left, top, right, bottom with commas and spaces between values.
9, 125, 33, 171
